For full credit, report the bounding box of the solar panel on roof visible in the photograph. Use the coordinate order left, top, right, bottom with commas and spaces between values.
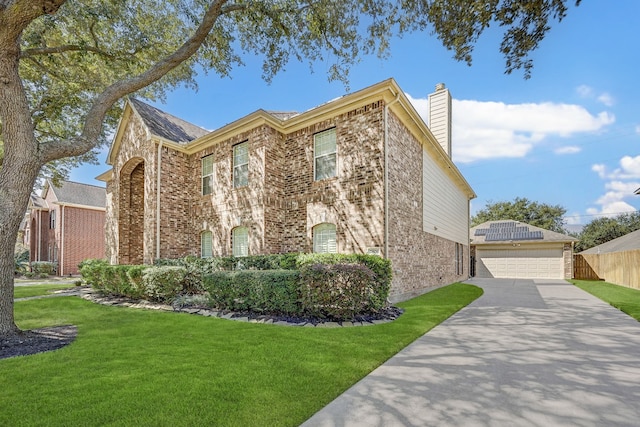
480, 224, 544, 241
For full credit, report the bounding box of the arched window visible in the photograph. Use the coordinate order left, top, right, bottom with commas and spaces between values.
201, 231, 212, 258
313, 223, 337, 253
232, 226, 248, 257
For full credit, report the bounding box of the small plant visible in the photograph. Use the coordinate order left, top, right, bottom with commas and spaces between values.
30, 261, 57, 276
14, 248, 29, 276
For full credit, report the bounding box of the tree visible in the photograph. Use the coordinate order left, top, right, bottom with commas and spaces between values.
0, 0, 579, 337
575, 212, 640, 253
471, 197, 567, 232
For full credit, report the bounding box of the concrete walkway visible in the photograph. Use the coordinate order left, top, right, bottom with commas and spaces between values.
301, 279, 640, 427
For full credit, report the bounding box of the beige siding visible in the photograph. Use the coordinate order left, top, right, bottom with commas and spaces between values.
422, 147, 469, 244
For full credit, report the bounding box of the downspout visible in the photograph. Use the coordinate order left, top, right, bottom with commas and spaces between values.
37, 210, 41, 262
60, 205, 64, 276
156, 141, 163, 260
384, 92, 401, 259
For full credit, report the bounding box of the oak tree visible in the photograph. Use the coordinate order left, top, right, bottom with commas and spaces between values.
471, 197, 567, 233
0, 0, 579, 336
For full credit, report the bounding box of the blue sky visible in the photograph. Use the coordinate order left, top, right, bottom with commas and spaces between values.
71, 1, 640, 226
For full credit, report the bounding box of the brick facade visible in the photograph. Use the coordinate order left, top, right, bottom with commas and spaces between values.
28, 181, 106, 276
103, 80, 475, 301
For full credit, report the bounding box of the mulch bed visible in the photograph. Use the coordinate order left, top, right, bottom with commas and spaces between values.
0, 325, 77, 360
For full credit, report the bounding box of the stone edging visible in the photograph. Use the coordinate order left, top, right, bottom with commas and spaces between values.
79, 287, 398, 328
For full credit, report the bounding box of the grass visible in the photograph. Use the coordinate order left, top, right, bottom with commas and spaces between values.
0, 283, 481, 427
571, 279, 640, 321
13, 284, 77, 299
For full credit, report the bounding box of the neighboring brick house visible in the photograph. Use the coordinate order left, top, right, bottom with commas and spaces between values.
26, 180, 106, 276
98, 79, 475, 302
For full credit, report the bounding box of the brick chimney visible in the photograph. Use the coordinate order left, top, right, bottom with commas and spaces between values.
428, 83, 452, 158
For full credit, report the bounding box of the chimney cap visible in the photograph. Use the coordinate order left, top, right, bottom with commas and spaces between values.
435, 83, 446, 91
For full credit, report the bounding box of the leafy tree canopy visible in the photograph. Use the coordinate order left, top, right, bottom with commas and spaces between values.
0, 0, 580, 181
575, 212, 640, 253
471, 197, 567, 233
0, 0, 581, 335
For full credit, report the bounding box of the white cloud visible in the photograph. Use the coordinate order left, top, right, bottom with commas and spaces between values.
636, 125, 640, 134
576, 85, 593, 98
576, 85, 615, 106
404, 93, 615, 163
554, 146, 581, 155
592, 155, 640, 180
597, 92, 615, 107
588, 156, 640, 218
586, 201, 637, 218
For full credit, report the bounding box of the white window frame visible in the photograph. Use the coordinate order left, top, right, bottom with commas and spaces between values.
49, 209, 56, 229
233, 141, 249, 188
313, 223, 337, 254
314, 128, 337, 181
201, 155, 214, 196
201, 231, 213, 258
232, 226, 248, 257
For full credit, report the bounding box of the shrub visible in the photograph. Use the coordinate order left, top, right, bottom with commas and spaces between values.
30, 261, 57, 276
203, 270, 300, 316
125, 265, 148, 299
296, 253, 392, 307
14, 249, 29, 276
79, 259, 109, 288
154, 253, 300, 272
79, 260, 148, 298
300, 263, 381, 319
142, 266, 187, 303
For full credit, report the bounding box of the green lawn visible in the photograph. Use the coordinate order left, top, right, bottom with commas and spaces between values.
13, 284, 77, 299
1, 283, 481, 427
571, 279, 640, 321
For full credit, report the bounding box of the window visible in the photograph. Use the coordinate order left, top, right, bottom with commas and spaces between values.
313, 223, 337, 253
201, 231, 212, 258
314, 128, 336, 181
202, 155, 214, 195
232, 226, 248, 257
49, 210, 56, 229
455, 243, 464, 275
233, 142, 249, 188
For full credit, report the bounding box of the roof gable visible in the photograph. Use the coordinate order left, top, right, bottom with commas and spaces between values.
471, 220, 577, 244
129, 98, 209, 143
45, 180, 106, 208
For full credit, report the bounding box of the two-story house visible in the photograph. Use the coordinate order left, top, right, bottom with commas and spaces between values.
98, 79, 475, 302
26, 179, 106, 276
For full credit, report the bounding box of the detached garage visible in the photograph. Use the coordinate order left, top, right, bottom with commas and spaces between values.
470, 220, 577, 280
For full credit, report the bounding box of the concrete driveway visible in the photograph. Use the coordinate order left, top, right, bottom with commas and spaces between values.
301, 279, 640, 427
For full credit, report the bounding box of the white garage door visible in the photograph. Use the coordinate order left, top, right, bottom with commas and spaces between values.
476, 246, 564, 279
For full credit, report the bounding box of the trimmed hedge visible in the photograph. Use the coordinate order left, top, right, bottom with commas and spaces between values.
154, 253, 300, 272
300, 263, 381, 319
204, 270, 300, 316
142, 266, 187, 303
81, 253, 393, 320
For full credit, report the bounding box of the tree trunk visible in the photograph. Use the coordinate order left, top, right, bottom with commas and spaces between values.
0, 7, 43, 337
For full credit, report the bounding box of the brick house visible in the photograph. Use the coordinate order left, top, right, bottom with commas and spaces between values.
98, 79, 475, 302
25, 180, 106, 276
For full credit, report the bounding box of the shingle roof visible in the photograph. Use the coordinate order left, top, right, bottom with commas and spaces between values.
470, 220, 577, 244
580, 229, 640, 254
129, 98, 209, 144
47, 180, 106, 208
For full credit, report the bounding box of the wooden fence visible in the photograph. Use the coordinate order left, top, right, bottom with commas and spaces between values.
574, 249, 640, 289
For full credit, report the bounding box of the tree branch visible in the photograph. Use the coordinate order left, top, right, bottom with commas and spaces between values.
38, 0, 241, 163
